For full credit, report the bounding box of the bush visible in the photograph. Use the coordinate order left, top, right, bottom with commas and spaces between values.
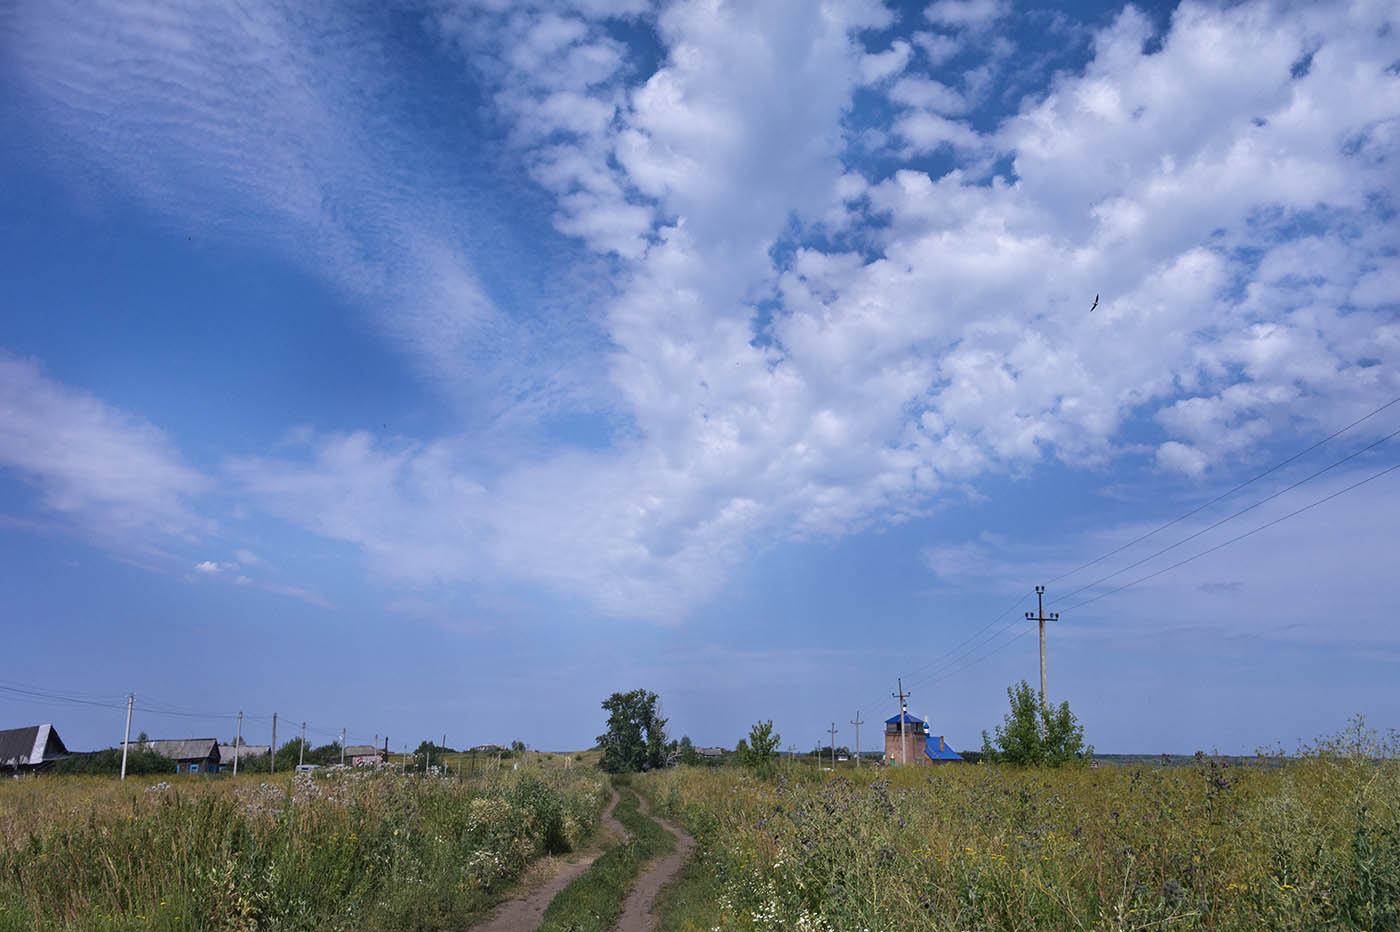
50, 747, 174, 775
980, 680, 1092, 766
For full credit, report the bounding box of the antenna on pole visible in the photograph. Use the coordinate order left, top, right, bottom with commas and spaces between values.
1025, 585, 1060, 710
892, 678, 911, 765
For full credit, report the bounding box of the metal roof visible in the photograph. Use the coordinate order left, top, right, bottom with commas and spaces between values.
342, 745, 382, 756
126, 739, 220, 762
218, 745, 271, 761
885, 712, 926, 724
0, 724, 68, 768
924, 736, 964, 761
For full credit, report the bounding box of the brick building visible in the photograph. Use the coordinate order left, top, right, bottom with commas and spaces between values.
884, 712, 964, 766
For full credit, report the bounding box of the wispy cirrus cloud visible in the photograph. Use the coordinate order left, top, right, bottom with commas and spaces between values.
0, 353, 209, 547
4, 0, 601, 419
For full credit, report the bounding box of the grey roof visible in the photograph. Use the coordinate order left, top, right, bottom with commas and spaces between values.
0, 724, 68, 768
218, 744, 270, 761
343, 745, 382, 757
125, 739, 220, 762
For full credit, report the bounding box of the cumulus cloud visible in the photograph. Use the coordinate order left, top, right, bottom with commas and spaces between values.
12, 0, 1398, 622
226, 0, 1400, 618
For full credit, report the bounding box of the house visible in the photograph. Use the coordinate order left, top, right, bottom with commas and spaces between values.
343, 745, 387, 766
217, 745, 271, 771
123, 739, 221, 774
470, 744, 505, 753
695, 746, 727, 760
884, 712, 964, 766
0, 724, 69, 772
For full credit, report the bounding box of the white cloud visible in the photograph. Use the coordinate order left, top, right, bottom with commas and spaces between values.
224, 0, 1400, 619
194, 561, 230, 575
924, 0, 1009, 30
0, 353, 209, 544
20, 0, 1396, 623
860, 40, 913, 85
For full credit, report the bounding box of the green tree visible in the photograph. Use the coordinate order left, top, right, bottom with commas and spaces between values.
736, 720, 782, 778
981, 680, 1092, 766
597, 688, 668, 772
677, 735, 699, 766
275, 738, 311, 771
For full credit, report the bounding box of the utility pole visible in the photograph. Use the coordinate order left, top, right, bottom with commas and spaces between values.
270, 713, 277, 774
340, 728, 346, 766
850, 711, 864, 769
892, 678, 911, 765
1025, 585, 1059, 711
299, 722, 306, 767
120, 694, 134, 781
234, 711, 243, 777
829, 722, 839, 770
403, 745, 408, 774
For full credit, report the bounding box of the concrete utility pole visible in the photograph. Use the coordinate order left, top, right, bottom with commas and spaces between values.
299, 722, 306, 767
234, 711, 243, 777
120, 694, 134, 781
892, 679, 911, 765
340, 728, 346, 766
850, 711, 864, 769
1025, 585, 1059, 711
829, 722, 839, 770
270, 713, 277, 774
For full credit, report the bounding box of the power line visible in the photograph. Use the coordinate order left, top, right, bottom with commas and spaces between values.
1059, 458, 1400, 613
874, 398, 1400, 714
913, 456, 1400, 691
1046, 394, 1400, 586
1049, 426, 1400, 609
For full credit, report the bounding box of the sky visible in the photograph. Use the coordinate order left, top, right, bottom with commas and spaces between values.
2, 0, 1398, 758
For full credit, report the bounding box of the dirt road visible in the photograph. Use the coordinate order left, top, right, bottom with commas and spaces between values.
612, 791, 696, 932
468, 788, 626, 932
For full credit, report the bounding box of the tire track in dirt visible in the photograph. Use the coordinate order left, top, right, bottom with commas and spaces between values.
468, 788, 627, 932
613, 791, 696, 932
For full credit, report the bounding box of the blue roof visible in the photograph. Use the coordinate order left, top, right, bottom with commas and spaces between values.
885, 712, 926, 724
924, 736, 964, 761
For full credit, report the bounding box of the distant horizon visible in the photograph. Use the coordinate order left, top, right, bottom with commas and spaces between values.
3, 0, 1397, 756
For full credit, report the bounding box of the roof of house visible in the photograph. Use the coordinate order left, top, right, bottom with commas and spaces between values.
217, 745, 271, 760
126, 739, 220, 762
0, 724, 68, 768
343, 745, 382, 756
885, 712, 927, 725
924, 736, 964, 761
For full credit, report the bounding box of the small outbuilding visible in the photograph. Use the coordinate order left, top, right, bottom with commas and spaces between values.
0, 724, 69, 772
217, 745, 271, 771
124, 739, 221, 774
343, 745, 387, 766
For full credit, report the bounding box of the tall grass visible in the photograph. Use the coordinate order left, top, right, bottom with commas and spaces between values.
0, 767, 606, 931
644, 745, 1400, 931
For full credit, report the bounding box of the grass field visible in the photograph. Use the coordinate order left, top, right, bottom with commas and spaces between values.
0, 765, 605, 932
645, 746, 1400, 932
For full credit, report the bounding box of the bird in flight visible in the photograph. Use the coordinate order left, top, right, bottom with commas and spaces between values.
1090, 294, 1099, 312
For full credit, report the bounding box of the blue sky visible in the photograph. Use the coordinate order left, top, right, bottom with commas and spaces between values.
2, 0, 1398, 758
